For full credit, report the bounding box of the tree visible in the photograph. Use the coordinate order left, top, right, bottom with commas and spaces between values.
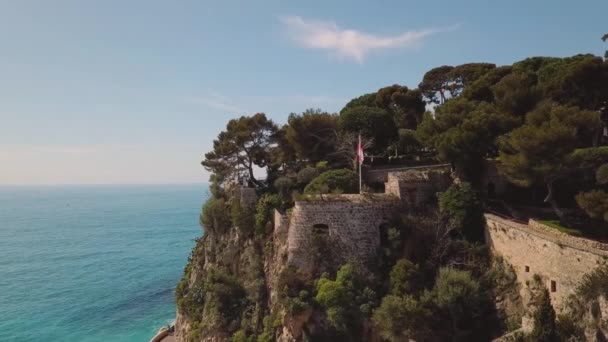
419, 63, 496, 104
202, 113, 278, 187
432, 267, 483, 340
315, 263, 377, 333
389, 259, 421, 296
284, 109, 339, 165
372, 295, 430, 342
529, 288, 557, 342
603, 33, 607, 58
376, 84, 426, 129
439, 182, 484, 241
576, 163, 608, 222
418, 65, 454, 104
339, 105, 398, 152
416, 98, 520, 180
498, 103, 602, 220
303, 169, 358, 195
340, 92, 377, 114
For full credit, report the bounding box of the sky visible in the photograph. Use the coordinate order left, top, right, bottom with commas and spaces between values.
1, 0, 606, 185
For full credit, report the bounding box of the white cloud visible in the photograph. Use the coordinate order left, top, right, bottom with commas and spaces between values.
281, 16, 458, 63
184, 94, 245, 114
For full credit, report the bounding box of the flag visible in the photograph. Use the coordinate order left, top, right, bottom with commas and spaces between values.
357, 134, 364, 165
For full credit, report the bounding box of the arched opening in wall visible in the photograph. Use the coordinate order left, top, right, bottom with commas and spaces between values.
551, 280, 557, 293
313, 224, 329, 235
487, 182, 496, 198
379, 223, 390, 245
525, 265, 530, 273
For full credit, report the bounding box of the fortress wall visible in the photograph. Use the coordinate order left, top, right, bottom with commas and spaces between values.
485, 214, 608, 309
287, 194, 398, 276
364, 164, 451, 184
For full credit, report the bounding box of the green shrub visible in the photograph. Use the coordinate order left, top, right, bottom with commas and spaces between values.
297, 167, 320, 186
304, 169, 358, 195
255, 194, 282, 236
439, 182, 484, 241
529, 288, 557, 342
372, 295, 430, 342
273, 176, 295, 202
203, 268, 248, 330
231, 199, 255, 236
314, 263, 377, 331
389, 259, 421, 296
201, 197, 231, 235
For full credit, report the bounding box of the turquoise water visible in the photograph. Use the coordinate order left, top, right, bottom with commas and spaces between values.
0, 185, 206, 342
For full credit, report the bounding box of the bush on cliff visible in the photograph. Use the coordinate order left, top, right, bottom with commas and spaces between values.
439, 182, 484, 241
202, 267, 249, 331
373, 294, 431, 342
529, 288, 557, 342
201, 197, 231, 235
315, 263, 378, 333
231, 199, 255, 237
255, 193, 282, 236
304, 169, 358, 195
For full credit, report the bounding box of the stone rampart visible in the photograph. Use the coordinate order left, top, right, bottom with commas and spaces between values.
286, 194, 399, 276
485, 213, 608, 310
363, 164, 451, 184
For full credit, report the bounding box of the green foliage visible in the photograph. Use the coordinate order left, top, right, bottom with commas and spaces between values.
372, 294, 430, 342
341, 93, 377, 114
296, 166, 320, 186
576, 190, 608, 222
389, 259, 421, 296
304, 169, 358, 195
255, 194, 281, 236
202, 113, 278, 187
597, 164, 608, 185
417, 98, 520, 179
201, 197, 232, 235
203, 267, 249, 330
231, 199, 255, 236
439, 182, 484, 241
529, 288, 557, 342
273, 176, 295, 203
375, 84, 426, 129
339, 105, 398, 151
394, 129, 422, 155
315, 263, 377, 332
277, 265, 313, 315
499, 102, 601, 219
284, 109, 339, 164
537, 220, 583, 237
433, 267, 481, 309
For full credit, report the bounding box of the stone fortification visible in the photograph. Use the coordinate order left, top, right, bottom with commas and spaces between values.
485, 213, 608, 310
385, 168, 452, 206
286, 194, 399, 276
363, 164, 451, 184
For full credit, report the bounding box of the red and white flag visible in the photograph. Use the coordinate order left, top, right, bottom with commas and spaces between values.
357, 134, 364, 165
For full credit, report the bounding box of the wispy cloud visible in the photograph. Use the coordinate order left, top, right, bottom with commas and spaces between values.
184, 94, 245, 114
281, 16, 458, 63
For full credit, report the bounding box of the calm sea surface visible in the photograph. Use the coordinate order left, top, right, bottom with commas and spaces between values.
0, 184, 207, 342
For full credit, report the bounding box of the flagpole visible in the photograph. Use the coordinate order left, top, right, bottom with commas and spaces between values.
358, 134, 362, 194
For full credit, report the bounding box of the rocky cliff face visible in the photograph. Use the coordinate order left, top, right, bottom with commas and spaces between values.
174, 193, 295, 342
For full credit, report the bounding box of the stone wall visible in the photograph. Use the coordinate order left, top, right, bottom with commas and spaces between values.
286, 194, 399, 276
363, 164, 451, 184
385, 169, 452, 206
485, 213, 608, 310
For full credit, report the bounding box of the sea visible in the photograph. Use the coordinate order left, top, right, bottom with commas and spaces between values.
0, 184, 207, 342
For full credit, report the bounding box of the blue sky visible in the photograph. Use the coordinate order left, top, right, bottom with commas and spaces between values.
1, 0, 606, 185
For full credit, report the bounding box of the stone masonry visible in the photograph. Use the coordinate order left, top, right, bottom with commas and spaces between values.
283, 168, 452, 276
485, 213, 608, 310
286, 194, 398, 276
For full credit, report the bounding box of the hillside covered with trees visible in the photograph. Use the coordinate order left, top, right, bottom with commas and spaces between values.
175, 38, 608, 342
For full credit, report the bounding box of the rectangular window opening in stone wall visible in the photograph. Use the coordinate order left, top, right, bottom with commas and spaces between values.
551, 280, 557, 292
525, 265, 530, 272
313, 224, 329, 235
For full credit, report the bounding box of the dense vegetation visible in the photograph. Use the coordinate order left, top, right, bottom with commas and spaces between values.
176, 37, 608, 341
